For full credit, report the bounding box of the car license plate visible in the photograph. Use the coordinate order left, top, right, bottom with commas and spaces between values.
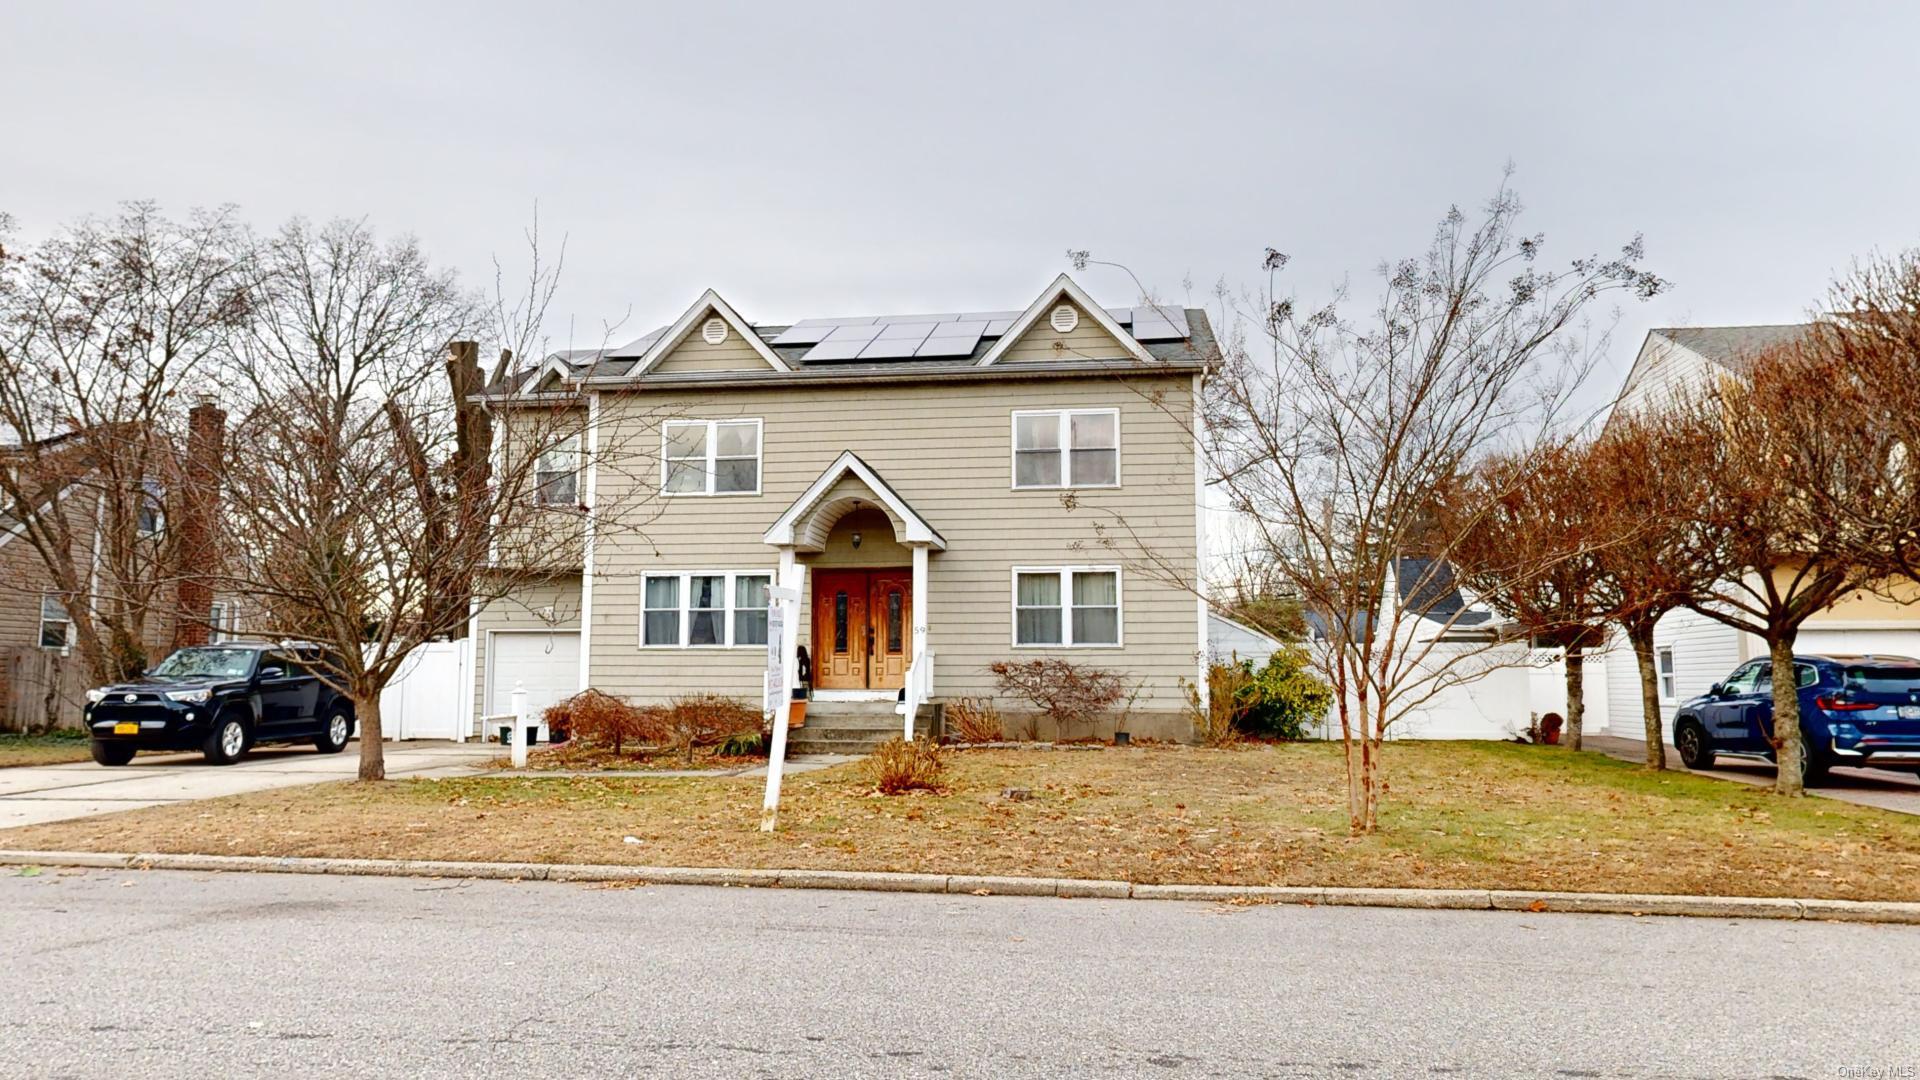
1899, 705, 1920, 720
112, 722, 138, 735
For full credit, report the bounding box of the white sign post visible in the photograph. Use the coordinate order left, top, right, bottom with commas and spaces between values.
760, 566, 803, 831
509, 681, 529, 769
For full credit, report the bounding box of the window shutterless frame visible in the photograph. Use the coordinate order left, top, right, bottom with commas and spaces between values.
659, 418, 763, 497
1008, 566, 1124, 648
1009, 408, 1121, 490
638, 570, 774, 648
1657, 646, 1677, 703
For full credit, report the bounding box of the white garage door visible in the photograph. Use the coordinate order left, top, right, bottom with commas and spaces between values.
1799, 629, 1920, 661
489, 632, 581, 725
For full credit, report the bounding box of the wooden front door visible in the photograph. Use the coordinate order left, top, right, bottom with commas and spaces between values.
811, 569, 912, 691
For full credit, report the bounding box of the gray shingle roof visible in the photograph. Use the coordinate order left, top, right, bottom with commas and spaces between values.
1654, 324, 1812, 373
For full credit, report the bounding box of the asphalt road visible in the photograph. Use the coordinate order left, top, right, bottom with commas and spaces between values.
2, 870, 1915, 1079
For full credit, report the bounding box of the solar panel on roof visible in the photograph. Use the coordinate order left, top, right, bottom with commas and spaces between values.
859, 325, 934, 358
982, 319, 1016, 336
821, 324, 883, 343
801, 339, 871, 361
875, 321, 939, 339
770, 324, 834, 345
915, 323, 985, 357
1129, 305, 1190, 341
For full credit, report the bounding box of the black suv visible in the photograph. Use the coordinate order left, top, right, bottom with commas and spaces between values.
84, 642, 356, 766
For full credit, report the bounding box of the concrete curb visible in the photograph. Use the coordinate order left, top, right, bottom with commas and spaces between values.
3, 849, 1917, 924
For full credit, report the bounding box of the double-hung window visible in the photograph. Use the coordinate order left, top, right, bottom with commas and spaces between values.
38, 594, 71, 650
136, 479, 165, 537
1012, 567, 1122, 647
1657, 647, 1677, 702
662, 419, 761, 496
535, 436, 580, 506
641, 571, 774, 647
1012, 408, 1119, 489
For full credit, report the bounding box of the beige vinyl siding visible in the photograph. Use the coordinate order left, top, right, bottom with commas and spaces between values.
650, 323, 779, 373
470, 575, 583, 717
997, 301, 1134, 362
582, 373, 1199, 722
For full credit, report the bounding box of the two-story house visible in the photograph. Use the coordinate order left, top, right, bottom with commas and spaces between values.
471, 275, 1212, 746
1595, 325, 1920, 743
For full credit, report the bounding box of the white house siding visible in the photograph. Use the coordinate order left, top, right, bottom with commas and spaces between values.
1598, 607, 1746, 741
1796, 626, 1920, 660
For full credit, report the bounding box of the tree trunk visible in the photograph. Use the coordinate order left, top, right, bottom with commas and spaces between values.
1628, 621, 1666, 769
1564, 645, 1584, 752
355, 691, 387, 781
1768, 633, 1804, 797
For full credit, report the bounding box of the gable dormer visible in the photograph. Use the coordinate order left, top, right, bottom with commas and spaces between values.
977, 274, 1154, 366
628, 290, 792, 376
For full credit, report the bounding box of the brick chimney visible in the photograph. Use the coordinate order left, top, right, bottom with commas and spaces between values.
171, 398, 227, 650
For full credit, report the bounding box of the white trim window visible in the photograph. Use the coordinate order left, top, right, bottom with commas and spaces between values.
1011, 408, 1119, 489
208, 601, 230, 643
1657, 646, 1676, 702
1012, 566, 1122, 647
38, 594, 71, 650
535, 435, 580, 506
136, 479, 165, 537
641, 571, 773, 647
662, 419, 762, 496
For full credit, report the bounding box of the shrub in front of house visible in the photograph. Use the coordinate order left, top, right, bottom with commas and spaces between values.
662, 693, 763, 765
1236, 647, 1332, 740
549, 690, 654, 756
988, 659, 1124, 741
869, 736, 946, 794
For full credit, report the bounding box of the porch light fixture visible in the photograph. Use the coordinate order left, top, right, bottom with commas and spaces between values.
851, 531, 862, 549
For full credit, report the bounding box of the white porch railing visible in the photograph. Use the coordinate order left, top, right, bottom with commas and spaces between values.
897, 648, 935, 739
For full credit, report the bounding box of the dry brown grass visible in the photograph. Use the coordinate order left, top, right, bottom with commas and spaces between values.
5, 741, 1919, 900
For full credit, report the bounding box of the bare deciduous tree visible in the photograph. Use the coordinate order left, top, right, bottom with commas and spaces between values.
217, 218, 643, 780
1206, 180, 1664, 833
0, 203, 248, 682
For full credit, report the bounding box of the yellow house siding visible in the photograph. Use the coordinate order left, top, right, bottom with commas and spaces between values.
997, 301, 1134, 362
650, 322, 778, 373
580, 372, 1200, 718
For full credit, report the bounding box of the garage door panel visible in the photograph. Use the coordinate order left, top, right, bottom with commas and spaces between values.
490, 632, 581, 719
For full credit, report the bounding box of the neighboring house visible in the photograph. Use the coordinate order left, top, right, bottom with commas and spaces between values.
472, 275, 1211, 742
1207, 612, 1285, 663
1594, 325, 1920, 741
1303, 558, 1550, 740
0, 403, 236, 729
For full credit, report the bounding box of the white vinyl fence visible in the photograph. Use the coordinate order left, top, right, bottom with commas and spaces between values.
370, 639, 472, 741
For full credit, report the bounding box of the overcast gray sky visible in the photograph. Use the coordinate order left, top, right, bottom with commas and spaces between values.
6, 1, 1917, 388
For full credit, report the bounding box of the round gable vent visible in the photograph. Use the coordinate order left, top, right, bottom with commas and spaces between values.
701, 317, 728, 345
1050, 304, 1080, 334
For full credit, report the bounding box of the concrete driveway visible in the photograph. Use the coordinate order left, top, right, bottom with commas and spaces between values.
0, 741, 499, 829
1584, 734, 1920, 815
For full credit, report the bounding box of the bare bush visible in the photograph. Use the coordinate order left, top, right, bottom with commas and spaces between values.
988, 659, 1124, 741
552, 690, 654, 757
662, 694, 762, 765
945, 697, 1003, 743
869, 737, 946, 795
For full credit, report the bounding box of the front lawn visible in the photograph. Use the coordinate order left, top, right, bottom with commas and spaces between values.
0, 732, 93, 768
4, 741, 1918, 900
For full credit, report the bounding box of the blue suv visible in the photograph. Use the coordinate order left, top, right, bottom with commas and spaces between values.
1673, 654, 1920, 784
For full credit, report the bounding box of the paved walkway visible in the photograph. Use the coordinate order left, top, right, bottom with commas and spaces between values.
0, 741, 499, 828
1583, 734, 1920, 815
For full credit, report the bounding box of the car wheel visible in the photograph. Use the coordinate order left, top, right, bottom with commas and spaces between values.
1797, 738, 1831, 788
202, 712, 249, 766
89, 740, 136, 767
314, 709, 352, 754
1674, 720, 1714, 770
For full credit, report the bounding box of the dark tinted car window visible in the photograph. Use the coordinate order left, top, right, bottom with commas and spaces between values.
150, 647, 256, 679
1843, 666, 1920, 694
